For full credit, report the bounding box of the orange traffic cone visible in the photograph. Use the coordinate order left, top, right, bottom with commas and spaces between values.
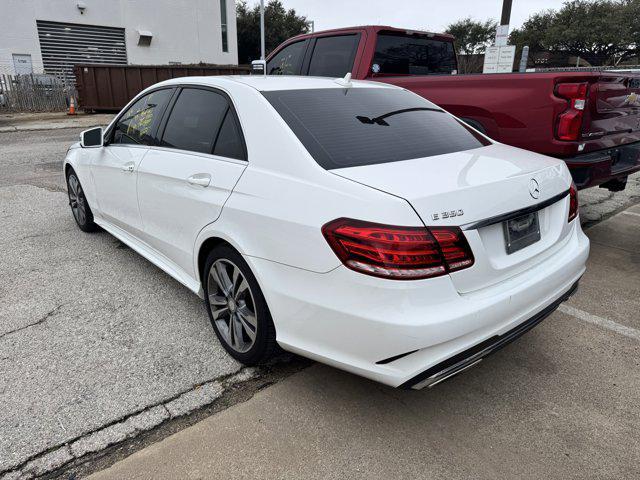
67, 95, 77, 115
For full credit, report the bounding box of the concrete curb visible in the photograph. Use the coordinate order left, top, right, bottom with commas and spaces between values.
0, 123, 107, 133
0, 368, 257, 480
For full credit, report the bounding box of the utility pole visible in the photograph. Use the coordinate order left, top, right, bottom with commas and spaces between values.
485, 0, 516, 74
500, 0, 513, 26
260, 0, 265, 60
495, 0, 513, 46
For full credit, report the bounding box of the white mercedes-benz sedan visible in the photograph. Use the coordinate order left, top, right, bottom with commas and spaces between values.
63, 75, 589, 389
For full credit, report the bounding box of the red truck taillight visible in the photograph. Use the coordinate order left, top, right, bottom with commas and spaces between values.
322, 218, 474, 280
555, 82, 588, 141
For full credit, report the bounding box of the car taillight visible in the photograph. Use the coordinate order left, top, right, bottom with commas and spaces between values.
568, 182, 578, 222
555, 82, 588, 141
321, 218, 474, 280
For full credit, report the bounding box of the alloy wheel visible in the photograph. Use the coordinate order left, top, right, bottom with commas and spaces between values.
207, 259, 258, 353
68, 174, 87, 225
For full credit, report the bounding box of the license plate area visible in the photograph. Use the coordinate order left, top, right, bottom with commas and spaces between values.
503, 211, 541, 254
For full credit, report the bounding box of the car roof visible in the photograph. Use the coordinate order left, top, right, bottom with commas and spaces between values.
151, 75, 398, 92
282, 25, 455, 45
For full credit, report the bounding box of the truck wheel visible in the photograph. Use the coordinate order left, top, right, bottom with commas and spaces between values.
600, 177, 627, 192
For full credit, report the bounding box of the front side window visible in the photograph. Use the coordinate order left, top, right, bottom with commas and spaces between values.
307, 35, 359, 77
372, 33, 457, 75
263, 88, 489, 170
267, 41, 307, 75
112, 89, 173, 146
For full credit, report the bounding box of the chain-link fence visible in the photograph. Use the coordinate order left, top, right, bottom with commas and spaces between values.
0, 74, 72, 113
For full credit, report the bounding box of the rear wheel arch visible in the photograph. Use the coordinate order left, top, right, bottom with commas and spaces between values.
197, 237, 237, 287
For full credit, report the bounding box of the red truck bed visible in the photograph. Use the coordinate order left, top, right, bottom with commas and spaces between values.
266, 25, 640, 190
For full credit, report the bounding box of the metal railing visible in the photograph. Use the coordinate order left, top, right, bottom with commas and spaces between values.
530, 65, 640, 73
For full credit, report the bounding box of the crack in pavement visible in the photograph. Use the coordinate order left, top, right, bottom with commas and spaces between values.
0, 304, 64, 341
589, 240, 640, 255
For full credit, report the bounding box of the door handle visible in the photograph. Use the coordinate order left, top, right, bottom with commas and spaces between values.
187, 173, 211, 187
121, 162, 135, 173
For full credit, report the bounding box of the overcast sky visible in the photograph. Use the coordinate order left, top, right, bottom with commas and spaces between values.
276, 0, 562, 33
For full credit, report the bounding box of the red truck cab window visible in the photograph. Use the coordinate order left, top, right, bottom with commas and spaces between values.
267, 40, 308, 75
308, 34, 360, 77
371, 32, 457, 76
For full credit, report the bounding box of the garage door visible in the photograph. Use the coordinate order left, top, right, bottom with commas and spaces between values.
36, 20, 127, 82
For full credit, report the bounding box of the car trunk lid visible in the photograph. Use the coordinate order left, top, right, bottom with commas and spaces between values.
332, 143, 574, 293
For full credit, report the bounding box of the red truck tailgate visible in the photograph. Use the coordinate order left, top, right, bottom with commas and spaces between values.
586, 74, 640, 144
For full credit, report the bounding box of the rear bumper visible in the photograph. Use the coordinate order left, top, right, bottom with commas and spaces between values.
401, 280, 579, 389
565, 140, 640, 189
246, 221, 589, 388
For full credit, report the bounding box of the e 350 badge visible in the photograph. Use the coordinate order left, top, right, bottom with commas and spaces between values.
431, 209, 464, 221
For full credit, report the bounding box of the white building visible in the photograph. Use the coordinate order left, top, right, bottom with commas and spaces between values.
0, 0, 238, 78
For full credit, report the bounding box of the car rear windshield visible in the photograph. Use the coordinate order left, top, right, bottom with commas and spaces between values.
263, 87, 489, 170
372, 32, 457, 75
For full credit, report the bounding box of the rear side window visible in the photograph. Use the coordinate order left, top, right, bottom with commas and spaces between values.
263, 88, 489, 170
307, 35, 359, 77
372, 33, 457, 75
161, 88, 228, 154
112, 89, 173, 145
213, 110, 245, 160
267, 40, 307, 75
160, 88, 246, 160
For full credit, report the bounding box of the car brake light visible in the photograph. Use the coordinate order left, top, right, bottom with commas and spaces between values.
568, 182, 578, 222
322, 218, 474, 280
555, 82, 588, 141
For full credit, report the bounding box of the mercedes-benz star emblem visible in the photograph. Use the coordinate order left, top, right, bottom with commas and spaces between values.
529, 178, 540, 199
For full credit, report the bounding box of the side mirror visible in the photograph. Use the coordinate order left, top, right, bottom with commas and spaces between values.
251, 59, 266, 76
80, 127, 103, 148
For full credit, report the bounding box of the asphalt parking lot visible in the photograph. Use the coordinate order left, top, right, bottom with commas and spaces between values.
1, 127, 639, 479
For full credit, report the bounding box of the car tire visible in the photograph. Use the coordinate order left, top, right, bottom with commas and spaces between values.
66, 169, 98, 232
203, 245, 277, 365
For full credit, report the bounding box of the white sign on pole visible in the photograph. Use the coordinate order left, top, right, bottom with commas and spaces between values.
484, 46, 499, 65
495, 24, 510, 47
498, 45, 516, 64
483, 45, 516, 74
483, 63, 498, 74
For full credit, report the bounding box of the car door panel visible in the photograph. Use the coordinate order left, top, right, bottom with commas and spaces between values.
90, 87, 174, 236
136, 86, 249, 278
91, 145, 147, 235
137, 149, 246, 277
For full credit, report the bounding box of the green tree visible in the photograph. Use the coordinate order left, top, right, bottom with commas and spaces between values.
508, 10, 555, 54
236, 0, 310, 64
510, 0, 639, 66
445, 18, 497, 55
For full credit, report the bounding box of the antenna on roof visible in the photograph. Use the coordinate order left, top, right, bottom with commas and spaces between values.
334, 72, 352, 88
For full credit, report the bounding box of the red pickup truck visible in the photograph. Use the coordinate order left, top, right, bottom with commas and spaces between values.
266, 25, 640, 191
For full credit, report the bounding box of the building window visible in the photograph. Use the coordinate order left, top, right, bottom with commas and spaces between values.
220, 0, 228, 52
